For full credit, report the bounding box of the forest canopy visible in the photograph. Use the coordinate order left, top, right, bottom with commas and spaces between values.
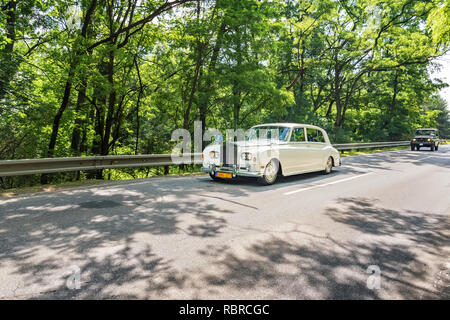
0, 0, 449, 187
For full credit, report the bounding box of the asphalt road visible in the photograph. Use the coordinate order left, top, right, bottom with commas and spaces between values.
0, 146, 449, 299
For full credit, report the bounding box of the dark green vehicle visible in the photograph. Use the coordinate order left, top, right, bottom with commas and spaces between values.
410, 128, 440, 151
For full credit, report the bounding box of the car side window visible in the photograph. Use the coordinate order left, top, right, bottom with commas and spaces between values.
316, 130, 325, 143
307, 128, 325, 143
290, 127, 305, 142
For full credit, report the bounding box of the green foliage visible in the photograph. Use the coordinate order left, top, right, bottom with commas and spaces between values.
423, 94, 450, 137
427, 0, 450, 45
0, 0, 449, 189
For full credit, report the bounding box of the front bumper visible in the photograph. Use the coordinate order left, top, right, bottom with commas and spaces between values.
202, 165, 263, 178
411, 142, 432, 147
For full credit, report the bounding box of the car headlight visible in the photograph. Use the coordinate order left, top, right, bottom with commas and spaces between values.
241, 152, 252, 161
209, 151, 219, 158
427, 138, 431, 142
412, 138, 416, 142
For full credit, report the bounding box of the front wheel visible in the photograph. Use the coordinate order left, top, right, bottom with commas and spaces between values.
431, 144, 435, 151
411, 145, 415, 151
258, 159, 279, 185
435, 144, 439, 151
324, 156, 333, 174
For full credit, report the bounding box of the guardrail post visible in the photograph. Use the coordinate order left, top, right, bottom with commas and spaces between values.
164, 165, 169, 175
0, 176, 6, 189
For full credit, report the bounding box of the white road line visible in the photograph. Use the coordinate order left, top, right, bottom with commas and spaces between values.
413, 155, 450, 162
415, 156, 434, 161
284, 172, 374, 196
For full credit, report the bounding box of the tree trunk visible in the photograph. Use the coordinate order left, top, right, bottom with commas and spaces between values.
232, 103, 241, 129
47, 0, 98, 156
134, 57, 143, 154
326, 100, 334, 117
88, 61, 107, 180
390, 71, 399, 115
42, 0, 98, 183
0, 0, 17, 100
70, 80, 87, 154
40, 75, 73, 184
101, 50, 116, 156
334, 60, 343, 127
232, 29, 243, 129
198, 21, 226, 133
70, 0, 97, 154
183, 0, 203, 130
232, 83, 241, 129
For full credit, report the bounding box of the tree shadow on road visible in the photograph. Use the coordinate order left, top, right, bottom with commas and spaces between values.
327, 197, 450, 257
28, 237, 190, 299
183, 197, 449, 299
0, 180, 235, 298
1, 177, 448, 299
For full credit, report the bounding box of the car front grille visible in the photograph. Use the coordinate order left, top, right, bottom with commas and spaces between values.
220, 143, 238, 167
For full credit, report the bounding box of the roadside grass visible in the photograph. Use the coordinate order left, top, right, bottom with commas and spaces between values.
0, 179, 108, 197
339, 145, 410, 157
0, 170, 206, 197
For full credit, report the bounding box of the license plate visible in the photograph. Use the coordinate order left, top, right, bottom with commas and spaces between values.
419, 143, 423, 146
216, 172, 232, 179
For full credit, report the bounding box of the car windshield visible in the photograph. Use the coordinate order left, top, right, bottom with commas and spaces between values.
247, 126, 291, 141
415, 130, 436, 136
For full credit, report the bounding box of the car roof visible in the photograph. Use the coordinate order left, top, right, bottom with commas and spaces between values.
251, 123, 325, 131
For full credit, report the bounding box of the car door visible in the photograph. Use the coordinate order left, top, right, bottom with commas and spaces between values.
306, 128, 328, 170
283, 127, 310, 174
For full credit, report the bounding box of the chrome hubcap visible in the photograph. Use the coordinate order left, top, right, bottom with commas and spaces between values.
326, 158, 332, 173
265, 161, 277, 181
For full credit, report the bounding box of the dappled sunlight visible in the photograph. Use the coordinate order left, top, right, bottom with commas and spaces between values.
0, 178, 239, 298
0, 150, 448, 299
25, 204, 80, 212
0, 198, 20, 205
327, 197, 450, 256
190, 232, 443, 299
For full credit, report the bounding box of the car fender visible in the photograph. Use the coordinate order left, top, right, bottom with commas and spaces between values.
253, 145, 280, 167
322, 146, 339, 168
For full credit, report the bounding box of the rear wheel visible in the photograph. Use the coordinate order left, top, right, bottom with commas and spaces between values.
258, 159, 279, 185
324, 157, 333, 174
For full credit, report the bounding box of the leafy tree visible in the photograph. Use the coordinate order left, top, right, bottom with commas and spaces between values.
1, 0, 449, 188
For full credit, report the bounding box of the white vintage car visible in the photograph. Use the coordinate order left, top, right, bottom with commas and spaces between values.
202, 123, 341, 185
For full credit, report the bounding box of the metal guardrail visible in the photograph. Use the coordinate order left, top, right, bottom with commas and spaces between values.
0, 141, 412, 177
0, 154, 203, 177
333, 141, 410, 150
